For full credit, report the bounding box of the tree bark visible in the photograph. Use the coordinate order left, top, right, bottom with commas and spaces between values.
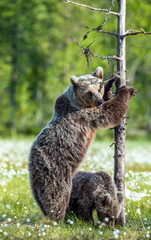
114, 0, 126, 226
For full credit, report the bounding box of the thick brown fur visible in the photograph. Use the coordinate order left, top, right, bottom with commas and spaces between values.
28, 67, 137, 221
65, 171, 124, 227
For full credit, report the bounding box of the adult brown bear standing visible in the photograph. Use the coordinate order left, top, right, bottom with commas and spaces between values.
28, 67, 137, 221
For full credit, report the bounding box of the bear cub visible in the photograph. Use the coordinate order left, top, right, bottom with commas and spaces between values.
66, 171, 124, 227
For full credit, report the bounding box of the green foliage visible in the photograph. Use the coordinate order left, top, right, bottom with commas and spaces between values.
0, 0, 151, 136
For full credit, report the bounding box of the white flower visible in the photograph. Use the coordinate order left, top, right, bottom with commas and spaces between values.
28, 232, 32, 237
6, 204, 10, 209
26, 218, 30, 223
17, 223, 20, 227
136, 208, 141, 214
2, 214, 6, 218
104, 217, 109, 222
3, 232, 8, 236
53, 221, 57, 226
7, 218, 11, 222
146, 234, 150, 238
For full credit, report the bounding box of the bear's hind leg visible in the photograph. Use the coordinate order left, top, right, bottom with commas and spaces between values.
34, 176, 71, 222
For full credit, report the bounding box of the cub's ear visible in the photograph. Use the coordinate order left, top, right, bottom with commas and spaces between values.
117, 191, 124, 204
92, 66, 103, 79
100, 193, 112, 206
70, 76, 81, 87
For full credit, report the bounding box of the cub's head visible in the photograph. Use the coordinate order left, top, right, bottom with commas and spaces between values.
94, 190, 124, 227
70, 67, 104, 108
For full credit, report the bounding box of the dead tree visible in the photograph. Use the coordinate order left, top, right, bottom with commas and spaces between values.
65, 0, 151, 226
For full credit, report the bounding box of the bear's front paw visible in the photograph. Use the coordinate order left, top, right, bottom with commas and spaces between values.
128, 87, 137, 97
119, 86, 137, 97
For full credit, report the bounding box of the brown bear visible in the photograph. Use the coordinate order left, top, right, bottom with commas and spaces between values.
28, 67, 137, 221
65, 171, 124, 227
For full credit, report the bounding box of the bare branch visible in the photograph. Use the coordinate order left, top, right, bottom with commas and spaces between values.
74, 38, 121, 66
92, 53, 121, 60
98, 30, 117, 37
83, 0, 117, 40
110, 141, 116, 148
124, 28, 151, 37
65, 0, 119, 16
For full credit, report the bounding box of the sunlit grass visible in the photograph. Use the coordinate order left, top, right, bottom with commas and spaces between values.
0, 138, 151, 239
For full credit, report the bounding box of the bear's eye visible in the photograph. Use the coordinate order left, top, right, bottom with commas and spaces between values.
87, 91, 93, 97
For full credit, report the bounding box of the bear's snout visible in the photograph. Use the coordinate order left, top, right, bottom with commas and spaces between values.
98, 99, 104, 106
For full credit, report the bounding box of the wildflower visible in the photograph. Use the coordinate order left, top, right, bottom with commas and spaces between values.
53, 222, 57, 226
3, 232, 8, 236
26, 218, 30, 223
2, 214, 6, 218
7, 218, 11, 222
104, 217, 109, 222
6, 204, 10, 209
28, 232, 32, 237
113, 229, 120, 239
136, 208, 141, 214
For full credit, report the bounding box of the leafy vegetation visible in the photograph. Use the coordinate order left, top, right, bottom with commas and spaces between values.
0, 139, 151, 239
0, 0, 151, 137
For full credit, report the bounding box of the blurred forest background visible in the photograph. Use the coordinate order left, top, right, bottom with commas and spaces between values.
0, 0, 151, 139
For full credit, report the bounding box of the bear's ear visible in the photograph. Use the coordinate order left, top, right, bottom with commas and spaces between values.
70, 76, 81, 87
100, 193, 112, 206
117, 191, 124, 204
92, 67, 103, 79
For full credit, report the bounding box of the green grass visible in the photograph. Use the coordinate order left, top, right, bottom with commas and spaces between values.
0, 138, 151, 239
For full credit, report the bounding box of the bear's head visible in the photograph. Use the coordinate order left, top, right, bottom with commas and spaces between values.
70, 67, 104, 108
94, 190, 124, 227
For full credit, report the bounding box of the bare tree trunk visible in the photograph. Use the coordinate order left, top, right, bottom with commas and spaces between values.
114, 0, 126, 225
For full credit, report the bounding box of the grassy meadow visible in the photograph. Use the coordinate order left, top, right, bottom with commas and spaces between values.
0, 138, 151, 239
